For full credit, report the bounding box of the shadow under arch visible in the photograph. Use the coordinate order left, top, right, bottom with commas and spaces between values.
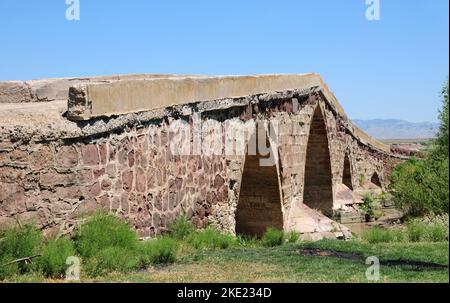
371, 172, 382, 187
343, 153, 354, 190
303, 105, 334, 216
235, 122, 284, 237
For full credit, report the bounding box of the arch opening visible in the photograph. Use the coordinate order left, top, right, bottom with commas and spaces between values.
343, 154, 353, 190
371, 172, 382, 187
303, 105, 334, 216
235, 128, 283, 237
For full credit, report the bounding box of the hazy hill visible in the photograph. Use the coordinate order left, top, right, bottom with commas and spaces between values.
353, 119, 439, 140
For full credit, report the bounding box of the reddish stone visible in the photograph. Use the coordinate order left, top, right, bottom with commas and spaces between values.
98, 194, 110, 210
0, 167, 25, 183
118, 149, 128, 165
40, 170, 75, 188
81, 144, 99, 166
128, 150, 135, 167
213, 175, 225, 188
0, 183, 26, 215
122, 170, 134, 192
56, 146, 78, 168
76, 169, 93, 185
71, 199, 98, 218
136, 168, 146, 193
106, 164, 117, 178
9, 149, 28, 164
93, 168, 106, 179
99, 143, 108, 165
120, 192, 129, 211
56, 186, 83, 200
101, 179, 112, 191
88, 182, 102, 197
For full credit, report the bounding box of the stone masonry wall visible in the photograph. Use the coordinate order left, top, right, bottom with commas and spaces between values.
0, 89, 403, 237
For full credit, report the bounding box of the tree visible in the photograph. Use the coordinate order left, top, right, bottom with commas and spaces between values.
433, 79, 449, 159
389, 79, 449, 217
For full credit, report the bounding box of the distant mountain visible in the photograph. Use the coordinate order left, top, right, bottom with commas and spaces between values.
353, 119, 439, 140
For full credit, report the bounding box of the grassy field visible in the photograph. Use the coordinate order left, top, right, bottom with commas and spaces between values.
8, 240, 449, 283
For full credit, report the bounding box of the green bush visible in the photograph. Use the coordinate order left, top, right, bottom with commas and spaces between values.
261, 228, 284, 247
187, 227, 236, 250
0, 224, 42, 279
407, 215, 449, 242
407, 220, 427, 242
140, 237, 178, 266
389, 80, 449, 218
362, 226, 394, 244
285, 231, 300, 244
73, 212, 139, 259
169, 216, 195, 241
393, 229, 405, 242
390, 158, 449, 217
236, 235, 260, 247
0, 254, 20, 280
38, 237, 76, 278
359, 193, 378, 221
84, 247, 140, 277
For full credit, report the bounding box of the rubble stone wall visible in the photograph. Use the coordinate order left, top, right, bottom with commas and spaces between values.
0, 87, 403, 237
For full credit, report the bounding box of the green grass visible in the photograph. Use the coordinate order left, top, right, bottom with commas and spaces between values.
0, 224, 42, 279
83, 241, 449, 283
187, 227, 236, 250
38, 237, 76, 278
73, 212, 139, 259
1, 213, 448, 283
168, 216, 195, 241
140, 237, 179, 265
261, 228, 284, 247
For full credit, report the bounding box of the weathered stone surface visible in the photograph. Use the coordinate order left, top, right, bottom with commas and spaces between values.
0, 74, 407, 239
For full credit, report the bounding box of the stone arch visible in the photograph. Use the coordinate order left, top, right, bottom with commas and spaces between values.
235, 123, 283, 237
370, 172, 382, 187
342, 153, 353, 190
303, 105, 334, 216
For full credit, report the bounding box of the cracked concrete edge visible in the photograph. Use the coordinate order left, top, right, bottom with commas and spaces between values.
0, 74, 203, 104
66, 73, 391, 153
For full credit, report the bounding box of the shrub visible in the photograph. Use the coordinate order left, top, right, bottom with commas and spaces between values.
390, 158, 449, 217
140, 237, 178, 266
0, 224, 42, 279
0, 254, 20, 280
169, 216, 195, 241
187, 227, 236, 250
38, 237, 76, 278
407, 215, 449, 242
285, 231, 300, 244
407, 220, 427, 242
359, 193, 378, 221
389, 80, 449, 218
236, 235, 260, 247
73, 212, 139, 259
261, 228, 284, 247
362, 226, 394, 244
84, 247, 140, 277
393, 229, 405, 242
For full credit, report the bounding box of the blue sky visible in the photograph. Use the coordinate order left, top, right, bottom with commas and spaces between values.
0, 0, 448, 122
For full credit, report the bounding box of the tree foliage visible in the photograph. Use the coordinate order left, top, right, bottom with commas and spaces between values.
389, 79, 449, 217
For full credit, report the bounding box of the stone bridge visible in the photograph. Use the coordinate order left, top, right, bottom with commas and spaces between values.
0, 74, 407, 239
